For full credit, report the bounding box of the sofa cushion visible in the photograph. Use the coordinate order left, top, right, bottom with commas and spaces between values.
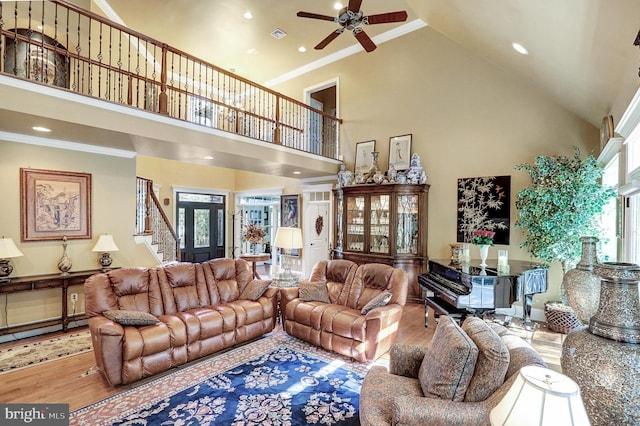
361, 290, 392, 314
418, 315, 478, 401
238, 280, 271, 301
103, 309, 159, 326
462, 317, 510, 402
298, 280, 330, 303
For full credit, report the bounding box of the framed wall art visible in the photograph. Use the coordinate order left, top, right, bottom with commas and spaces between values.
456, 175, 511, 245
389, 134, 412, 170
355, 140, 376, 173
20, 168, 92, 241
281, 194, 300, 228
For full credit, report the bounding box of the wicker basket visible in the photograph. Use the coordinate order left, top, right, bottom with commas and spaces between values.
544, 302, 584, 334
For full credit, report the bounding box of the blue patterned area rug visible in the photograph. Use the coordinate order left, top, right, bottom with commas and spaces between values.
70, 332, 371, 425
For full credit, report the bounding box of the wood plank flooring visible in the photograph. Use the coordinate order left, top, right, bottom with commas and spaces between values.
0, 302, 564, 412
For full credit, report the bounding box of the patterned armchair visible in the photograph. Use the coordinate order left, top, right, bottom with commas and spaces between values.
359, 316, 547, 425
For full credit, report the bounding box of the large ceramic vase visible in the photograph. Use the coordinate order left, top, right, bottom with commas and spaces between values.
561, 262, 640, 425
563, 236, 600, 324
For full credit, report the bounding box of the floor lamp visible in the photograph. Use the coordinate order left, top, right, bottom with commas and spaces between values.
274, 227, 303, 278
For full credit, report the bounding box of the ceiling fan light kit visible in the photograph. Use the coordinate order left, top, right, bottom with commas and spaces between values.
297, 0, 407, 53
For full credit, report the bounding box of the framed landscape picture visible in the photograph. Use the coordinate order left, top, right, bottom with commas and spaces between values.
20, 168, 92, 241
355, 140, 376, 173
389, 134, 412, 170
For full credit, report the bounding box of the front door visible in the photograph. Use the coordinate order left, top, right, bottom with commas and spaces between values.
304, 202, 330, 277
177, 192, 225, 262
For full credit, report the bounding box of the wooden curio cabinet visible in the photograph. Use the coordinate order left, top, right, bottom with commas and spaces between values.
333, 183, 429, 302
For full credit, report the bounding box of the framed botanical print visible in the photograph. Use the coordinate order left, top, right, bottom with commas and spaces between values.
389, 134, 412, 170
355, 140, 376, 173
20, 168, 92, 241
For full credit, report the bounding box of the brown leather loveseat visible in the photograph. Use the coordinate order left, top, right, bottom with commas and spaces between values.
280, 259, 408, 362
84, 258, 278, 386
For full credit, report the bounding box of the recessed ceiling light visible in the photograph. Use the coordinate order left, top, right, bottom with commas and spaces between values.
243, 11, 253, 20
512, 42, 528, 55
298, 46, 306, 52
37, 25, 44, 30
203, 155, 214, 160
293, 171, 301, 175
32, 126, 51, 132
334, 2, 343, 10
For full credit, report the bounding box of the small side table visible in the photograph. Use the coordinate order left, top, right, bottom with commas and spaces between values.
239, 253, 271, 279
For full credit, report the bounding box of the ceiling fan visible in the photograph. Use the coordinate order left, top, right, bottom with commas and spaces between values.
297, 0, 408, 53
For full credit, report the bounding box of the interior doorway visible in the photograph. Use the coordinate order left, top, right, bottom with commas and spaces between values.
304, 78, 339, 158
177, 192, 225, 262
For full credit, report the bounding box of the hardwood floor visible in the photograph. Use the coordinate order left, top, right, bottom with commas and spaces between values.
0, 302, 564, 412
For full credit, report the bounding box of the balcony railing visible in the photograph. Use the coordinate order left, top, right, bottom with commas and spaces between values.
0, 0, 341, 159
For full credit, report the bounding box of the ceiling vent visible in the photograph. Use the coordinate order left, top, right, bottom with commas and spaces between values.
271, 28, 287, 40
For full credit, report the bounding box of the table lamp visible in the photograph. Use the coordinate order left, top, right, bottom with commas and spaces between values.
91, 234, 119, 272
274, 227, 303, 278
0, 237, 24, 282
490, 365, 590, 426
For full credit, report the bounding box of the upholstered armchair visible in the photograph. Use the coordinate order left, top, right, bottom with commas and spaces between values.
359, 316, 547, 425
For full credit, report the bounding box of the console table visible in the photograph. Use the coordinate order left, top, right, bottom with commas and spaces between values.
0, 269, 101, 336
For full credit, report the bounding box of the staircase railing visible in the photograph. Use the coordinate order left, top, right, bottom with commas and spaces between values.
0, 0, 342, 159
136, 176, 180, 263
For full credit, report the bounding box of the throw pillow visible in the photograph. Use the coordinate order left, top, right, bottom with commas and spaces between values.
462, 317, 510, 402
239, 279, 271, 301
103, 310, 159, 326
418, 315, 478, 401
298, 280, 330, 303
361, 290, 393, 314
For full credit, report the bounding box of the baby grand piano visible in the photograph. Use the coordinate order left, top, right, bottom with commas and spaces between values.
418, 258, 547, 327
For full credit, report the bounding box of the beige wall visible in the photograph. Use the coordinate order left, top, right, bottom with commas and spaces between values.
273, 27, 599, 311
0, 140, 147, 327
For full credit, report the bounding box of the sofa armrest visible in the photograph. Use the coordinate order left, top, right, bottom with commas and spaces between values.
279, 287, 300, 317
389, 343, 429, 378
392, 396, 488, 425
88, 316, 125, 386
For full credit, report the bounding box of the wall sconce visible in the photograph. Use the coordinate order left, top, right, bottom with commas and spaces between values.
0, 237, 24, 282
91, 234, 120, 272
274, 227, 303, 278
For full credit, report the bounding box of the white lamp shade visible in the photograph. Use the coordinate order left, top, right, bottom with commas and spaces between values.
274, 227, 303, 250
0, 237, 24, 258
490, 366, 590, 426
91, 234, 120, 252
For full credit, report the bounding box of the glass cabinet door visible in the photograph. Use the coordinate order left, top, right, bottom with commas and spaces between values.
369, 194, 390, 253
397, 194, 419, 254
346, 195, 365, 251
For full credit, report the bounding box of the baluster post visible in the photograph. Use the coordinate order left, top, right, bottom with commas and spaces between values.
159, 44, 168, 115
144, 180, 152, 234
274, 95, 281, 144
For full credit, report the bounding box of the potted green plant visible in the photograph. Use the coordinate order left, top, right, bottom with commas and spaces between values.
515, 147, 615, 273
514, 147, 615, 329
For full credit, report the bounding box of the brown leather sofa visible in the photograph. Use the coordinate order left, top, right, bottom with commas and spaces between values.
84, 258, 278, 386
280, 260, 408, 362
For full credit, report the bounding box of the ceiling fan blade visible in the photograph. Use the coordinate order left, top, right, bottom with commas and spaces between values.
315, 29, 344, 50
348, 0, 363, 13
364, 11, 408, 25
353, 28, 376, 52
297, 11, 336, 22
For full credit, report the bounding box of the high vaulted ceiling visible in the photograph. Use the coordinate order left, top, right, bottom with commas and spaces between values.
88, 0, 640, 128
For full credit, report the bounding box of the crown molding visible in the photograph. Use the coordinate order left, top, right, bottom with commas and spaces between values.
0, 130, 137, 158
263, 19, 428, 88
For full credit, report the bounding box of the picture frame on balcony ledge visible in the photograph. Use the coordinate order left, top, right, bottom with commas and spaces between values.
355, 140, 376, 173
20, 168, 92, 242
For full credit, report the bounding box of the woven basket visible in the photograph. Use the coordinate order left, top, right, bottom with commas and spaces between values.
544, 302, 584, 334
